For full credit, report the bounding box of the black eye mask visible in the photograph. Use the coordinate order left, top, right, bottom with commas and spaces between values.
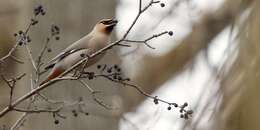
100, 19, 118, 25
101, 21, 110, 24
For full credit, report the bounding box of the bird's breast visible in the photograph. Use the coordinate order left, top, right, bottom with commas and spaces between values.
89, 35, 110, 52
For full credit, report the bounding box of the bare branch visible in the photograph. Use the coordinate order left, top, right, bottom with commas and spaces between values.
79, 80, 114, 110
13, 107, 62, 113
123, 31, 170, 49
25, 45, 37, 72
10, 55, 24, 64
10, 113, 28, 130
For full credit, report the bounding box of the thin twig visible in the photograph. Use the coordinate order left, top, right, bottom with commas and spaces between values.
10, 55, 24, 64
10, 113, 28, 130
13, 107, 62, 113
25, 45, 37, 72
79, 80, 114, 110
123, 31, 169, 49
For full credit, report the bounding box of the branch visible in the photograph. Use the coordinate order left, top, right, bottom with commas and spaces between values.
9, 55, 24, 64
123, 31, 171, 49
10, 113, 28, 130
13, 107, 62, 113
0, 73, 26, 106
25, 45, 37, 72
78, 80, 114, 110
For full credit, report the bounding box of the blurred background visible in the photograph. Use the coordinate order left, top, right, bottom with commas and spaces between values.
0, 0, 259, 130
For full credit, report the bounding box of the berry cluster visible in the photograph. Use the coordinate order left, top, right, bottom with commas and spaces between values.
51, 24, 61, 40
14, 30, 31, 46
71, 109, 89, 118
45, 24, 61, 53
97, 64, 130, 82
52, 112, 64, 125
153, 96, 193, 119
34, 5, 46, 16
31, 5, 46, 26
179, 102, 193, 119
52, 98, 89, 125
13, 5, 47, 46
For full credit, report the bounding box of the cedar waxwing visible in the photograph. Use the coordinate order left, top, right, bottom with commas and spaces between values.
40, 18, 118, 85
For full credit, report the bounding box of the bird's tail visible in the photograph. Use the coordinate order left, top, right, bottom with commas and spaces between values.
39, 68, 64, 86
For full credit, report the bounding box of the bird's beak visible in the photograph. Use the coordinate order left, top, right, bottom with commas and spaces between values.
108, 19, 118, 26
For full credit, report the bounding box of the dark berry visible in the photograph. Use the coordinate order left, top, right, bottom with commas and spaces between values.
18, 30, 23, 34
27, 36, 31, 42
85, 112, 89, 116
167, 106, 172, 110
97, 65, 102, 69
14, 33, 17, 37
73, 113, 78, 117
38, 5, 43, 10
114, 65, 118, 69
117, 68, 121, 72
160, 3, 165, 7
55, 36, 60, 40
168, 31, 173, 36
172, 103, 178, 107
183, 102, 188, 107
54, 25, 60, 31
54, 120, 59, 124
153, 97, 159, 105
47, 48, 52, 52
18, 41, 23, 46
41, 11, 46, 15
113, 75, 117, 79
107, 69, 112, 73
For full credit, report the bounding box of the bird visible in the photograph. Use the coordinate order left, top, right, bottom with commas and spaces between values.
40, 18, 118, 85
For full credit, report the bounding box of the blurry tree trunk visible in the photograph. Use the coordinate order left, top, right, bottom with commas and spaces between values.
212, 0, 260, 130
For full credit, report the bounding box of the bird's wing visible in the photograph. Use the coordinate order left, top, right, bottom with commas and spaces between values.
44, 48, 86, 70
49, 35, 93, 63
48, 49, 82, 63
45, 34, 92, 69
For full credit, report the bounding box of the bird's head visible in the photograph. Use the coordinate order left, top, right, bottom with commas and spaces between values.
94, 18, 118, 35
